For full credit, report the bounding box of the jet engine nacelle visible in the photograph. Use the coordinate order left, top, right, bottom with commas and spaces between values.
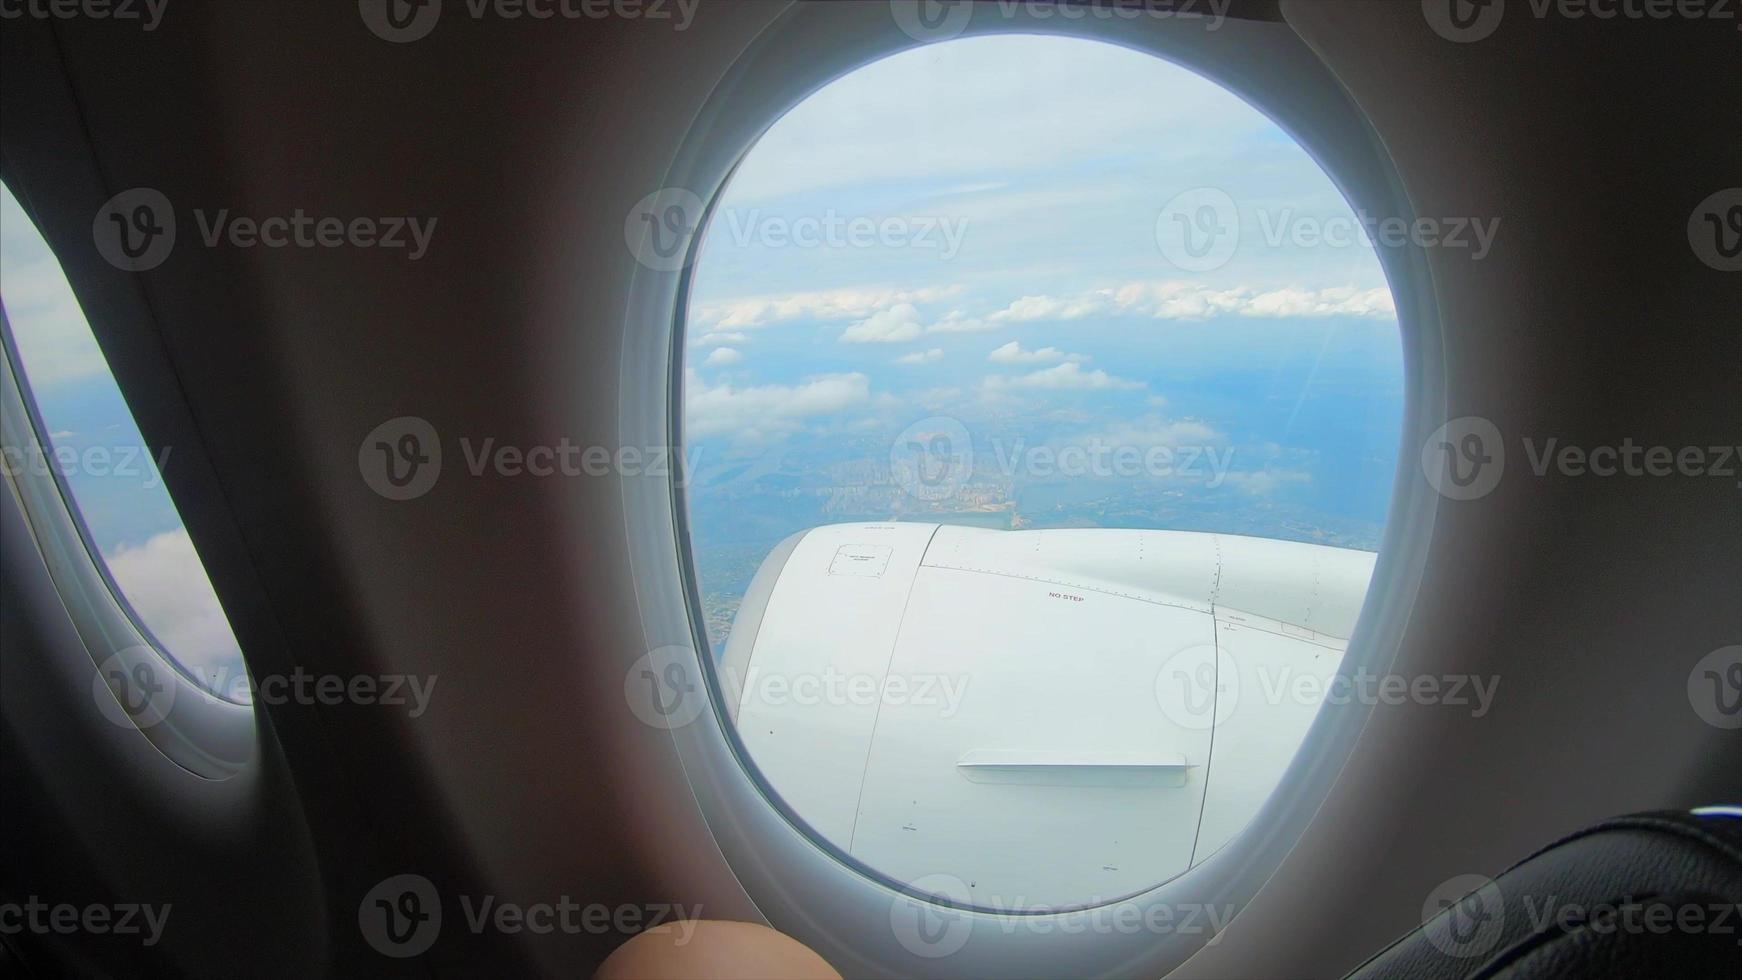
721, 523, 1376, 907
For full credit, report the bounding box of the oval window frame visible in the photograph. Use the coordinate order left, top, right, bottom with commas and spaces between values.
0, 206, 254, 781
618, 5, 1446, 975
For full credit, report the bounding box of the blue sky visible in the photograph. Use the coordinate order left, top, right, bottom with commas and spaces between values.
681, 34, 1401, 527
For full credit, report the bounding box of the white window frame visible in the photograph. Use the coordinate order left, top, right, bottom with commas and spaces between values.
616, 5, 1445, 975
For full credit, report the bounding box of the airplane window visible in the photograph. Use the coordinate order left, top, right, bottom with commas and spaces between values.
1, 181, 248, 702
680, 36, 1401, 907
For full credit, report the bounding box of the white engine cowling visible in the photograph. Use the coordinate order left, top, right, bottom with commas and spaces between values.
720, 522, 1376, 907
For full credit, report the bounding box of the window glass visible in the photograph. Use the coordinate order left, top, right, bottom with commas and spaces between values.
682, 36, 1401, 905
1, 181, 247, 701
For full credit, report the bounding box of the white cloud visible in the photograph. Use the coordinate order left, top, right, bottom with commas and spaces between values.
1222, 468, 1313, 496
1087, 416, 1222, 450
685, 371, 871, 439
691, 285, 962, 333
842, 304, 1005, 344
704, 347, 743, 366
693, 331, 749, 345
987, 341, 1084, 365
985, 362, 1141, 391
841, 303, 925, 343
896, 348, 944, 365
985, 281, 1394, 323
923, 310, 994, 334
0, 185, 109, 388
104, 529, 242, 685
990, 293, 1114, 323
916, 386, 964, 406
